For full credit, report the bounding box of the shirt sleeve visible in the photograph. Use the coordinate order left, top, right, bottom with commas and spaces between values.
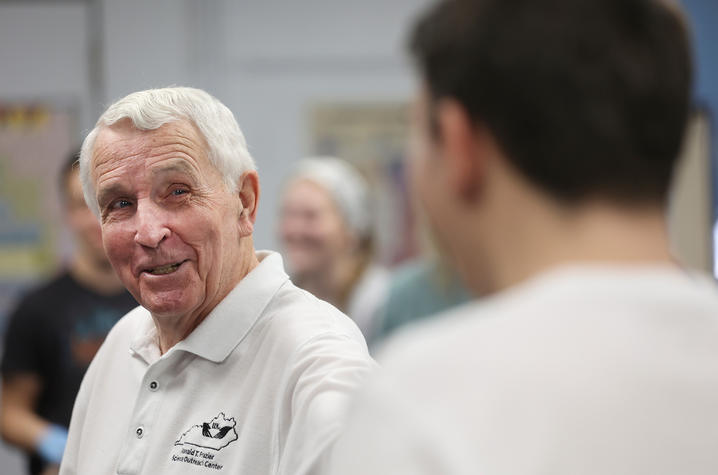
58, 341, 97, 475
277, 330, 378, 475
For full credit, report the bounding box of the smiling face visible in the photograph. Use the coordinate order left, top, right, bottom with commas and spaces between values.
279, 179, 353, 278
91, 119, 247, 324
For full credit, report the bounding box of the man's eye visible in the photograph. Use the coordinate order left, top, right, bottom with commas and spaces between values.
111, 199, 132, 210
172, 188, 188, 196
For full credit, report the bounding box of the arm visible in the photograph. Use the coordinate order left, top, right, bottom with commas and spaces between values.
1, 373, 67, 467
316, 371, 452, 475
1, 298, 68, 466
0, 372, 47, 450
277, 331, 377, 475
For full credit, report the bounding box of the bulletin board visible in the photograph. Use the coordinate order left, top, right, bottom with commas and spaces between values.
0, 102, 77, 329
309, 102, 416, 266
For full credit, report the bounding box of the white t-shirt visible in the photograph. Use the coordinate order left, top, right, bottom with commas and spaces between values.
323, 265, 718, 475
60, 251, 376, 475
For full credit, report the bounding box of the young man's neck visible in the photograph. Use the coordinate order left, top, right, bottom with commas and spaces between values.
463, 200, 675, 296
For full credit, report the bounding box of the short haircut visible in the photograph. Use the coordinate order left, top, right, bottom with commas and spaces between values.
409, 0, 693, 205
79, 87, 256, 216
59, 148, 81, 199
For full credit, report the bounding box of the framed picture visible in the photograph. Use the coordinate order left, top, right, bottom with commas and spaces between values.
310, 102, 417, 266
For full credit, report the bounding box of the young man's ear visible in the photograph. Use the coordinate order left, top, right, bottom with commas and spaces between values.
435, 98, 489, 203
237, 170, 260, 237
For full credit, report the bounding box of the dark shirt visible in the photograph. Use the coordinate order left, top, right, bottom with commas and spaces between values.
1, 271, 136, 474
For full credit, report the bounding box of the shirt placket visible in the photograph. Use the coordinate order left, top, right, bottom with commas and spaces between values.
116, 351, 179, 474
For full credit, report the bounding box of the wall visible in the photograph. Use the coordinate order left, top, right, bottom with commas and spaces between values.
0, 3, 90, 129
100, 0, 426, 249
682, 0, 718, 274
203, 0, 425, 249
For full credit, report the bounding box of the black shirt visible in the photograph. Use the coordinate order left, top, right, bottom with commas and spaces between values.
1, 271, 136, 474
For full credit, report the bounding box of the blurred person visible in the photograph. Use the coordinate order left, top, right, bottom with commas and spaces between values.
280, 158, 389, 343
322, 0, 718, 474
59, 88, 374, 475
0, 151, 136, 475
374, 256, 469, 344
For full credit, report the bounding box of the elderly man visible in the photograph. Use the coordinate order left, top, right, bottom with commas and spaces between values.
58, 87, 374, 475
323, 0, 718, 474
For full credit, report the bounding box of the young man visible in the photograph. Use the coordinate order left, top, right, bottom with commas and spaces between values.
323, 0, 718, 473
1, 151, 137, 475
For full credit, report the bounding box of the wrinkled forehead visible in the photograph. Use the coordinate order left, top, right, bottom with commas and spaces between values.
90, 118, 214, 178
92, 120, 149, 166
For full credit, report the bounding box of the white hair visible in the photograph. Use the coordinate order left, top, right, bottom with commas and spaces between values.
79, 87, 256, 216
288, 157, 372, 239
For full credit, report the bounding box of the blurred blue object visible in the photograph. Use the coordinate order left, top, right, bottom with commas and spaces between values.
36, 423, 67, 465
374, 258, 471, 345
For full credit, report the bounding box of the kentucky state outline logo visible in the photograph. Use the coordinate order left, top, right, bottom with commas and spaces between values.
175, 412, 239, 451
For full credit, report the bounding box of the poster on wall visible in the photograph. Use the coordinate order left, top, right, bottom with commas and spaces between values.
309, 102, 415, 266
0, 102, 77, 329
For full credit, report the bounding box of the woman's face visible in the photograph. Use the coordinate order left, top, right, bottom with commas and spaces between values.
279, 179, 354, 278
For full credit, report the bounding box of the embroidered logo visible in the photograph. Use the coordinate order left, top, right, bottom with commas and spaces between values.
175, 412, 238, 451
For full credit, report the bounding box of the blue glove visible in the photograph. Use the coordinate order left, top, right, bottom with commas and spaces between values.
36, 424, 68, 464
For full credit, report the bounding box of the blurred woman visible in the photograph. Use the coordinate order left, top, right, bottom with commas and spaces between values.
280, 157, 388, 342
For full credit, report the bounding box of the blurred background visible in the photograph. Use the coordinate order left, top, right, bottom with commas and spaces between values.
0, 0, 715, 472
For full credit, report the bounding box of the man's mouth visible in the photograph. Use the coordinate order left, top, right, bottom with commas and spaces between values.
145, 261, 186, 276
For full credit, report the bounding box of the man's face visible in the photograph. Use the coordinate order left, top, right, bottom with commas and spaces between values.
65, 170, 107, 265
279, 179, 352, 277
91, 119, 244, 320
408, 88, 455, 261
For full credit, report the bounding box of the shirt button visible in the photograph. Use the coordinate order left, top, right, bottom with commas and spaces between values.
149, 380, 159, 391
136, 426, 144, 439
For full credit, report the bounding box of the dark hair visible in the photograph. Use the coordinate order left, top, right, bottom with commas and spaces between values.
59, 148, 82, 199
410, 0, 693, 204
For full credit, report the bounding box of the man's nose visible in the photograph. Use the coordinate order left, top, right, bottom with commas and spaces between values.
134, 200, 171, 248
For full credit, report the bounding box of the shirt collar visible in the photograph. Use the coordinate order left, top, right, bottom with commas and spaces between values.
130, 250, 289, 365
129, 311, 162, 365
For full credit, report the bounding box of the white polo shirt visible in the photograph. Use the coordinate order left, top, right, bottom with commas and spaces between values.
323, 265, 718, 475
60, 251, 375, 475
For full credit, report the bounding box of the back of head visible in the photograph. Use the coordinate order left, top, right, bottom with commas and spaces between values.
79, 87, 255, 215
410, 0, 693, 206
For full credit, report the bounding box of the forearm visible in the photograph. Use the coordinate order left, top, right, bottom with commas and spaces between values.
1, 373, 67, 463
0, 403, 52, 451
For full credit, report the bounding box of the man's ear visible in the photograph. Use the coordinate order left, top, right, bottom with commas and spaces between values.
435, 98, 489, 203
237, 170, 260, 237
